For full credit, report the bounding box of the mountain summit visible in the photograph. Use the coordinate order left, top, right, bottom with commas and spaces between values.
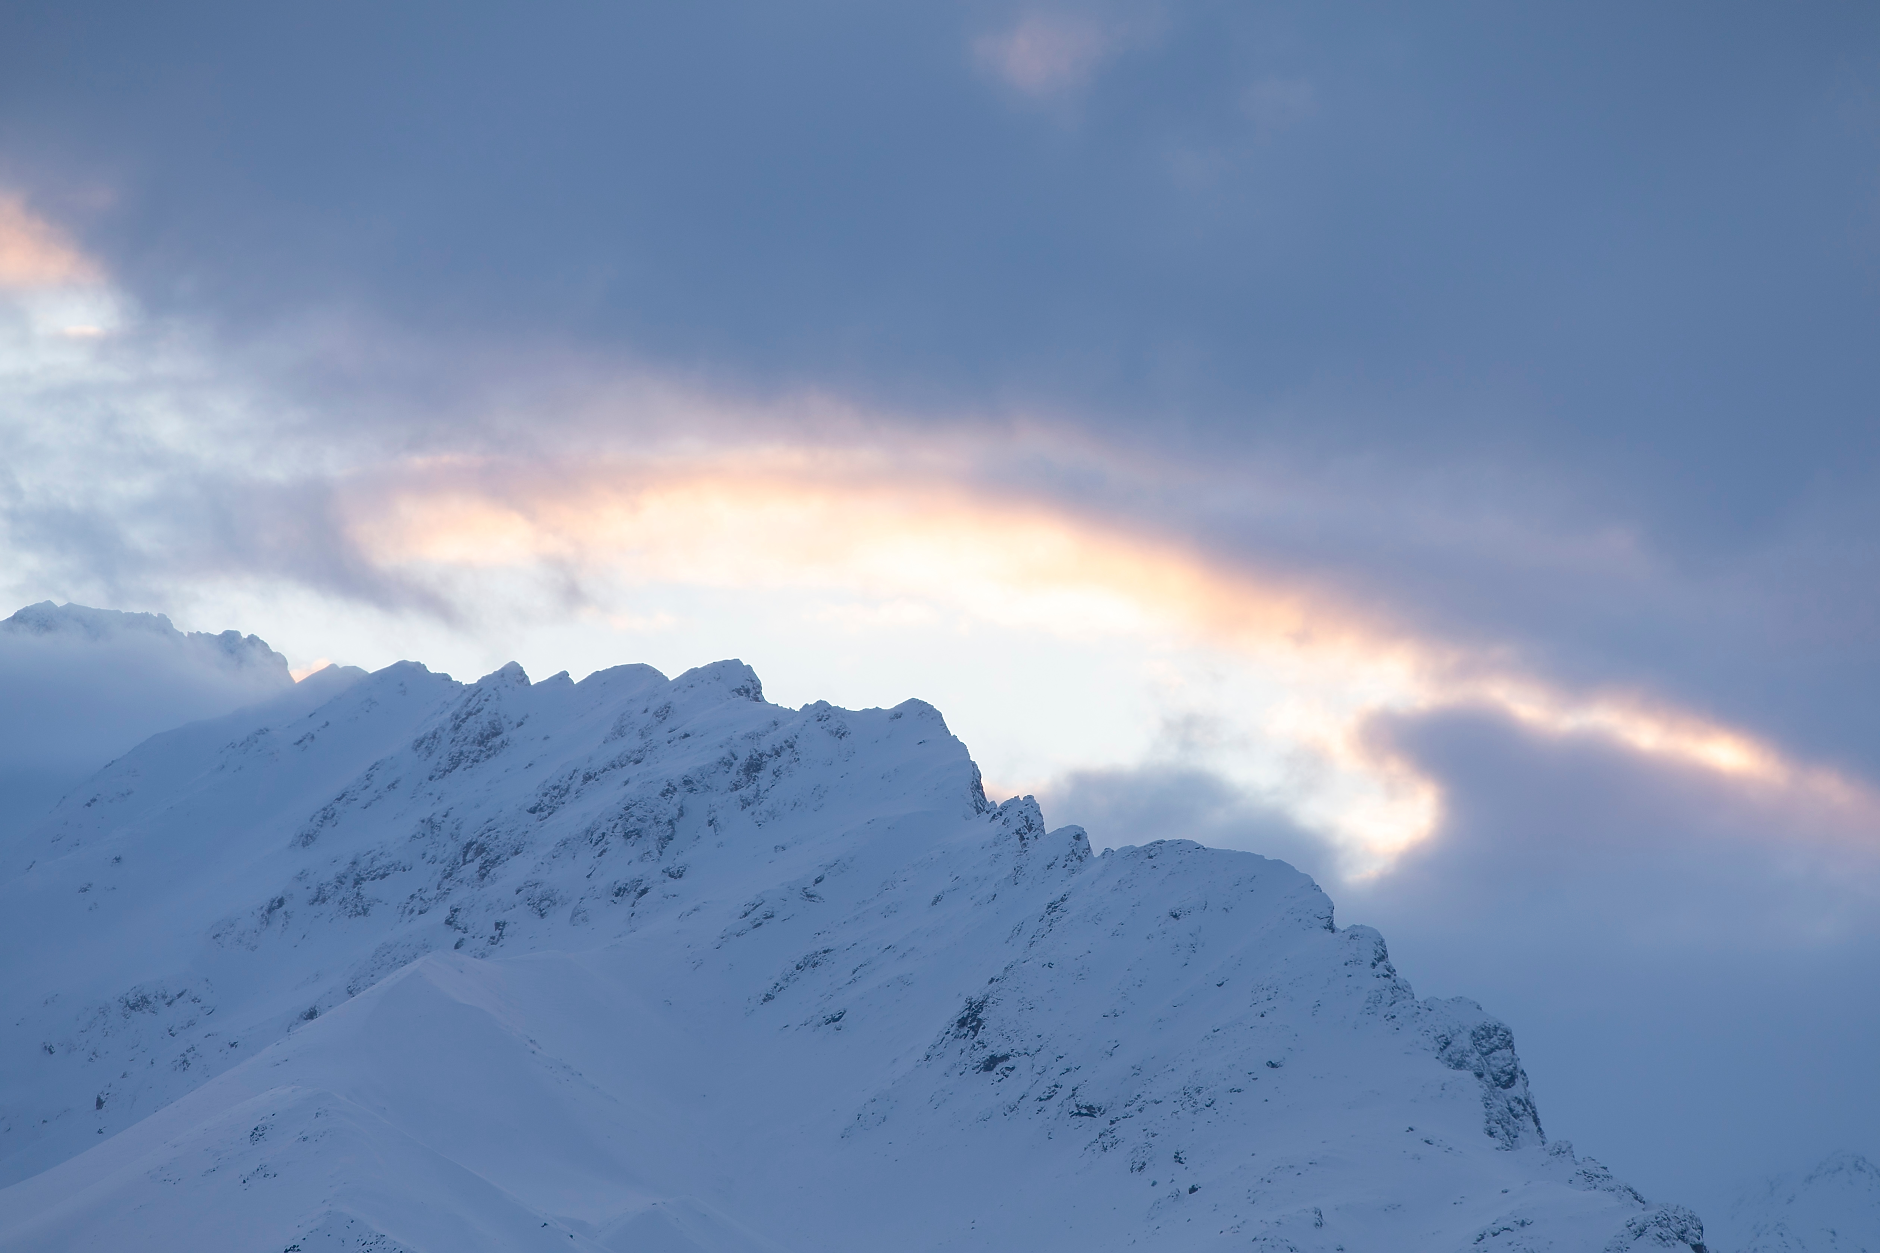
1730, 1151, 1880, 1252
0, 655, 1704, 1251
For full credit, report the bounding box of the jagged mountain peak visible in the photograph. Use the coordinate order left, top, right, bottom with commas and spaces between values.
1801, 1151, 1880, 1187
0, 656, 1705, 1251
475, 658, 532, 687
674, 657, 765, 702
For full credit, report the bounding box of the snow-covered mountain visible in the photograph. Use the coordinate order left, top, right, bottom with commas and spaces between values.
0, 653, 1708, 1251
1728, 1152, 1880, 1252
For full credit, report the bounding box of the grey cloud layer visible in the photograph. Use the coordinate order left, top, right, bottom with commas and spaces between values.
4, 3, 1876, 529
1348, 705, 1880, 1223
4, 0, 1875, 770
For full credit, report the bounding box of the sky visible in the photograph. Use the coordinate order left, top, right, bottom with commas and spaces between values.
2, 0, 1878, 1231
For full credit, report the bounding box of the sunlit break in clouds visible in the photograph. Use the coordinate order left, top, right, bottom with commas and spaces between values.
343, 447, 1878, 876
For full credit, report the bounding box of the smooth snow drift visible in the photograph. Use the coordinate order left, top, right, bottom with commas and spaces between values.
0, 656, 1707, 1251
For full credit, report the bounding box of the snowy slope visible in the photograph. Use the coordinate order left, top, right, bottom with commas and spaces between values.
0, 657, 1707, 1251
1729, 1153, 1880, 1252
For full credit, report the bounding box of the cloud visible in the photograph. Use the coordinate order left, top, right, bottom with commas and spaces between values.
1321, 702, 1880, 1218
0, 5, 1870, 595
1027, 705, 1880, 1219
337, 446, 1879, 871
974, 13, 1122, 96
3, 259, 1869, 877
0, 193, 1871, 888
1241, 77, 1317, 138
0, 603, 292, 838
0, 196, 101, 290
1353, 703, 1880, 950
1035, 762, 1337, 879
0, 5, 1872, 1218
0, 291, 457, 619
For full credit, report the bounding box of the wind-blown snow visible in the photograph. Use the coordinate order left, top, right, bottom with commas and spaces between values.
0, 655, 1707, 1250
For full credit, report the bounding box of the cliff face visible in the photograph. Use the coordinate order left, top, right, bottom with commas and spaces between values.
0, 656, 1702, 1251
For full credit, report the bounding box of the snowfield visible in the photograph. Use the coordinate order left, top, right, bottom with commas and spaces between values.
1, 653, 1709, 1251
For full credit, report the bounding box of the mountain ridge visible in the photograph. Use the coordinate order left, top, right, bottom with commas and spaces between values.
0, 653, 1706, 1251
1730, 1151, 1880, 1253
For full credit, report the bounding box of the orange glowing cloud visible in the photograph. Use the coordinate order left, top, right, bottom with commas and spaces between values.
352, 456, 1386, 668
344, 451, 1880, 868
0, 196, 101, 289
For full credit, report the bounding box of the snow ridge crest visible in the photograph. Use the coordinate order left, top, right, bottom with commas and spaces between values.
0, 655, 1698, 1253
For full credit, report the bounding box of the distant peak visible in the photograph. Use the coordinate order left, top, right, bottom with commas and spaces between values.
4, 600, 178, 639
2, 601, 290, 681
1805, 1150, 1880, 1184
476, 661, 531, 688
674, 659, 765, 703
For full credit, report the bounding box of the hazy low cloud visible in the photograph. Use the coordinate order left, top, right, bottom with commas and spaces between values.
0, 603, 292, 836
